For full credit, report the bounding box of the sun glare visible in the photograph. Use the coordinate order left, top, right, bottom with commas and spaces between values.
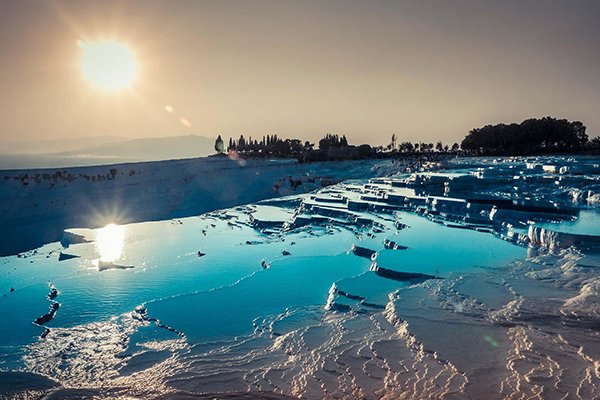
96, 223, 125, 262
78, 40, 138, 91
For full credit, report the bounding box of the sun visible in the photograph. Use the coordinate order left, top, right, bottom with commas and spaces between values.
78, 40, 138, 91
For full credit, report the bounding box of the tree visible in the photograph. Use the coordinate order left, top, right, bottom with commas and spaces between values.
435, 141, 443, 152
341, 135, 348, 147
461, 117, 588, 155
390, 133, 397, 151
319, 134, 347, 151
214, 135, 224, 153
357, 144, 374, 158
399, 141, 414, 153
585, 137, 600, 150
239, 135, 246, 148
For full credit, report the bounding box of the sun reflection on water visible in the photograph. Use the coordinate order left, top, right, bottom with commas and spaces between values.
96, 223, 125, 262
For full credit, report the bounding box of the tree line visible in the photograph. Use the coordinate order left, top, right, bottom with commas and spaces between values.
214, 133, 461, 162
461, 117, 589, 155
212, 117, 598, 161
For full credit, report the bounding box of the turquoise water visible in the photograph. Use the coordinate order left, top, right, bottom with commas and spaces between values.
534, 209, 600, 235
0, 206, 522, 349
2, 156, 600, 399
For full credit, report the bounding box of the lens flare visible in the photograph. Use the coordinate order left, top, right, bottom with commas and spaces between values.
179, 117, 192, 127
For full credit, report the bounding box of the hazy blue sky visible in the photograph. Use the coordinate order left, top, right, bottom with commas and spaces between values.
1, 0, 599, 146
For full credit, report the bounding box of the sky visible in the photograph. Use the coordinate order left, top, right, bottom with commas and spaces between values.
1, 0, 599, 147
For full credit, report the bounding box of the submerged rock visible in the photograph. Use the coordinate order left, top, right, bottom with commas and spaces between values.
383, 238, 408, 250
395, 220, 409, 230
58, 252, 79, 261
48, 286, 58, 300
98, 261, 134, 271
34, 302, 59, 326
370, 263, 440, 282
351, 244, 378, 260
60, 230, 91, 247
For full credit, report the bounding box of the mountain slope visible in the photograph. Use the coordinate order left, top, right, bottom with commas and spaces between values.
0, 136, 126, 155
53, 134, 215, 161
